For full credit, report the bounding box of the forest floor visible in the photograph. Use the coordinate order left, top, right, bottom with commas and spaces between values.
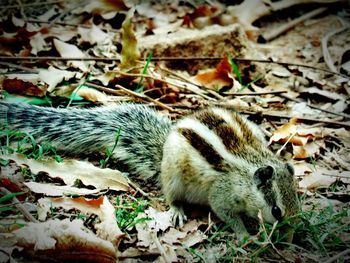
0, 0, 349, 262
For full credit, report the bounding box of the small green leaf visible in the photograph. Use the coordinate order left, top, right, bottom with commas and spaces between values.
228, 54, 242, 84
0, 192, 25, 204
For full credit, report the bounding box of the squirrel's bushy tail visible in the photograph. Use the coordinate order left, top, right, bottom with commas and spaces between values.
0, 102, 172, 179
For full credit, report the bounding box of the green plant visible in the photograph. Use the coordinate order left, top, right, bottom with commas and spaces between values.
135, 52, 153, 93
292, 203, 350, 255
114, 197, 150, 231
67, 73, 92, 107
100, 128, 121, 168
0, 127, 62, 162
0, 192, 25, 213
228, 53, 263, 92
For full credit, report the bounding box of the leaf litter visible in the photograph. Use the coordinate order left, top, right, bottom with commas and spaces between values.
0, 0, 349, 262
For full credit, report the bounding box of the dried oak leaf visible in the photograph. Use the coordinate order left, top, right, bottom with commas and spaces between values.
12, 219, 117, 263
38, 196, 124, 246
38, 66, 76, 92
182, 5, 219, 28
269, 118, 313, 146
53, 39, 90, 71
1, 154, 129, 192
2, 78, 47, 97
195, 55, 234, 91
64, 0, 128, 17
119, 16, 140, 71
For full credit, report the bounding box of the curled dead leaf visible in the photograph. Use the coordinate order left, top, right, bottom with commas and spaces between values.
53, 39, 90, 71
1, 154, 129, 192
38, 196, 124, 246
195, 55, 234, 91
77, 87, 109, 103
12, 219, 117, 263
2, 78, 47, 97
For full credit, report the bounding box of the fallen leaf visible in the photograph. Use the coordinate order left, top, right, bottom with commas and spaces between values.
292, 140, 324, 159
299, 168, 342, 191
195, 55, 234, 91
78, 24, 109, 45
300, 87, 345, 102
24, 181, 100, 196
269, 118, 312, 146
38, 196, 124, 245
67, 0, 128, 16
12, 219, 117, 262
2, 78, 47, 97
1, 154, 129, 192
53, 39, 90, 71
29, 33, 48, 55
76, 87, 109, 103
119, 14, 141, 71
38, 66, 77, 92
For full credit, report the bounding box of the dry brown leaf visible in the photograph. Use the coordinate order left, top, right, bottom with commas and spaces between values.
1, 154, 129, 192
292, 161, 313, 176
76, 87, 109, 103
38, 66, 77, 92
120, 15, 141, 71
53, 39, 90, 71
300, 87, 345, 102
67, 0, 128, 16
24, 181, 100, 196
29, 33, 48, 55
269, 118, 314, 146
161, 228, 186, 245
195, 55, 234, 91
2, 77, 47, 97
11, 219, 117, 262
299, 168, 341, 191
90, 71, 117, 86
38, 196, 124, 245
292, 140, 324, 159
77, 24, 109, 45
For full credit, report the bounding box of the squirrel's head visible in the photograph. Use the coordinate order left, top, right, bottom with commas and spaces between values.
250, 162, 299, 224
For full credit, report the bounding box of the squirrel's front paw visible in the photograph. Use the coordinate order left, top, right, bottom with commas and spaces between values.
169, 205, 187, 227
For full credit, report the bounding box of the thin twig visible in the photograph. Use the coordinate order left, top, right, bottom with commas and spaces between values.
114, 70, 216, 101
258, 215, 293, 262
0, 56, 347, 79
159, 65, 224, 99
321, 25, 350, 73
236, 110, 350, 128
153, 57, 350, 79
224, 90, 287, 96
0, 61, 39, 73
126, 178, 150, 197
0, 187, 38, 223
115, 84, 177, 112
322, 248, 350, 263
151, 232, 172, 263
280, 93, 350, 120
86, 82, 176, 112
261, 7, 328, 42
276, 131, 298, 157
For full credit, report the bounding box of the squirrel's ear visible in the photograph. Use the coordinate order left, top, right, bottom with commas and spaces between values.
254, 165, 274, 187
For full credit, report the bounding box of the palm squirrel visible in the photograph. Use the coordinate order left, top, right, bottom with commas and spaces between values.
0, 102, 299, 238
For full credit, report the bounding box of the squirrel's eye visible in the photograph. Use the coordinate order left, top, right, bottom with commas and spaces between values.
272, 205, 282, 220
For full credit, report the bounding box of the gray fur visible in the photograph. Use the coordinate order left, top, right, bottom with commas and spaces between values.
0, 102, 172, 179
